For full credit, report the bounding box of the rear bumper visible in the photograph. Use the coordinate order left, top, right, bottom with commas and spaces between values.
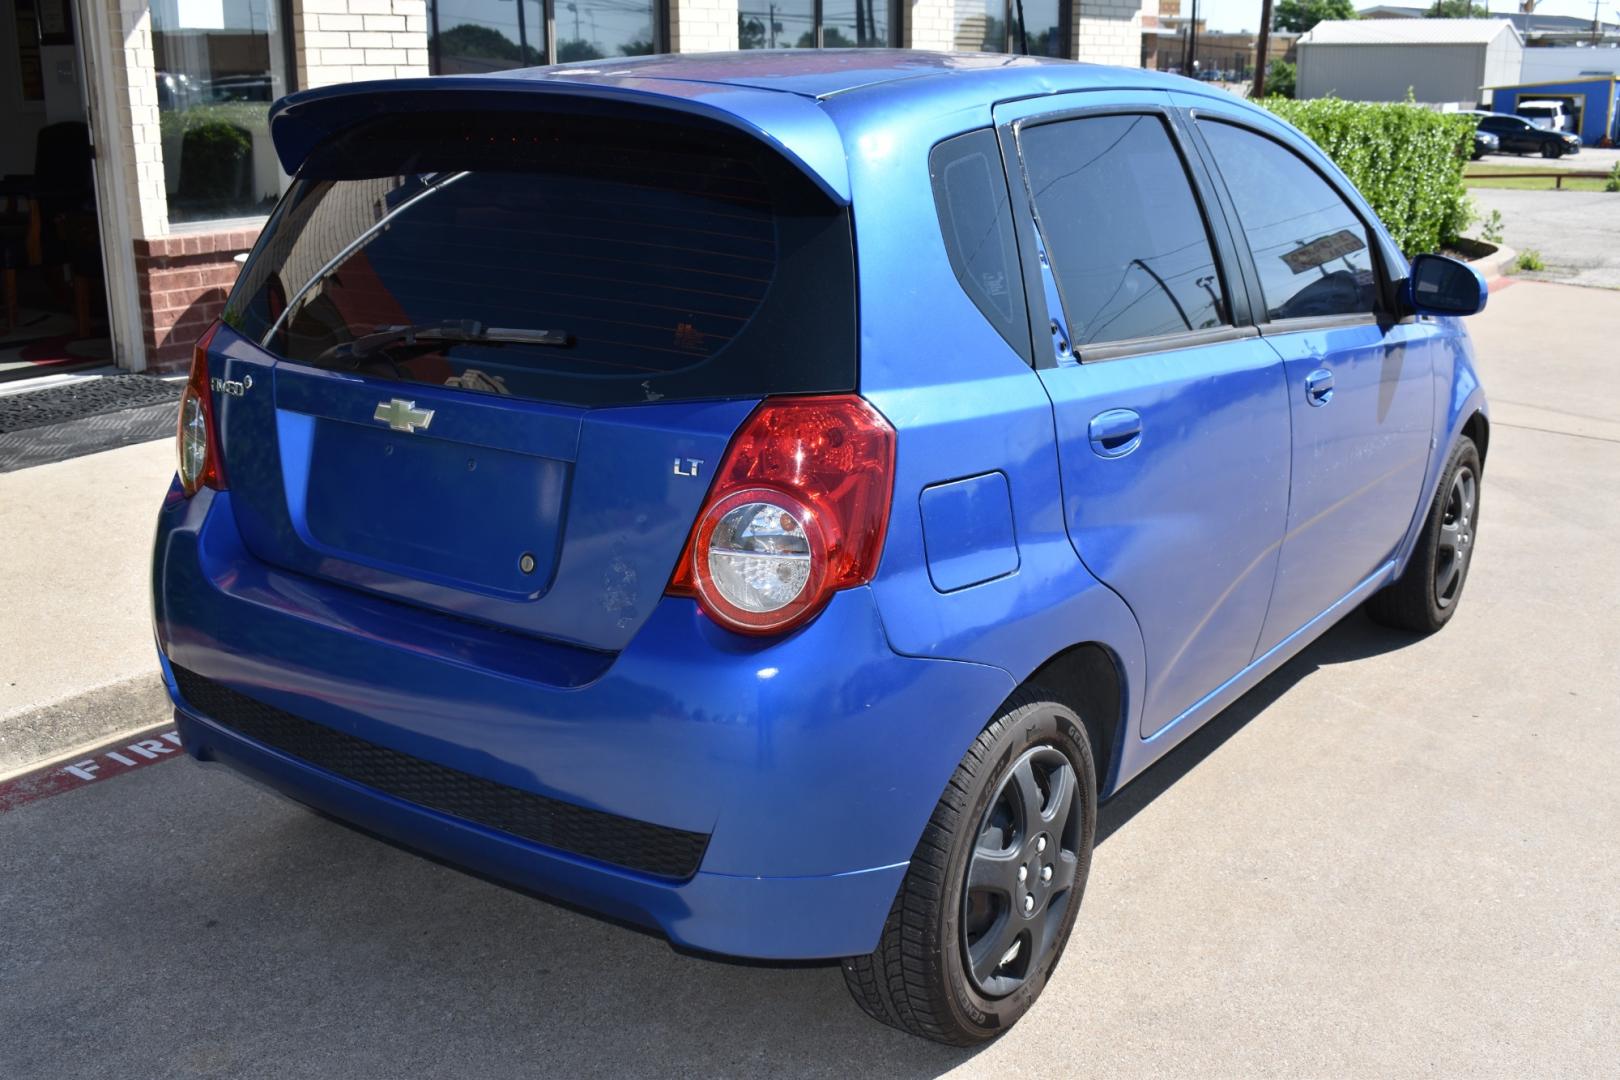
152, 481, 1014, 959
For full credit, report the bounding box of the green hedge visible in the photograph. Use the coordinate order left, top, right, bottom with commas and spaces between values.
1258, 97, 1476, 255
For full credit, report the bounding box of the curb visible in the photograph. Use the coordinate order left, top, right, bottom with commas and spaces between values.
0, 673, 171, 781
1467, 243, 1516, 283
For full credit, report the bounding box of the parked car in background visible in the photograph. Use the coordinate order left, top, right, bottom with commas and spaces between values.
1472, 128, 1500, 159
153, 52, 1492, 1046
1515, 99, 1570, 133
1470, 111, 1581, 157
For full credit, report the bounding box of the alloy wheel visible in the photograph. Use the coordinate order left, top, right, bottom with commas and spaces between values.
1435, 465, 1477, 609
961, 745, 1083, 997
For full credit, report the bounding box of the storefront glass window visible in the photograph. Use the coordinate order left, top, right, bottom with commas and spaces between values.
954, 0, 1066, 57
739, 0, 893, 48
150, 0, 292, 224
433, 0, 546, 72
429, 0, 656, 69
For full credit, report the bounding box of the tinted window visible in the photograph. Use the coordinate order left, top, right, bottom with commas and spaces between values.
224, 110, 856, 408
1200, 121, 1378, 323
1019, 115, 1230, 350
930, 130, 1029, 361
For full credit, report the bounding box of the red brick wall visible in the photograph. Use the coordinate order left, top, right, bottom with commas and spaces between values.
134, 229, 257, 371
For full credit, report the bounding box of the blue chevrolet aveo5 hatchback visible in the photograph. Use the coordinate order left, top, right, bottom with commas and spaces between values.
153, 51, 1490, 1043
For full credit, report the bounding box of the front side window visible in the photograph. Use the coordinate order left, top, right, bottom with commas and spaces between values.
954, 0, 1065, 57
1199, 121, 1378, 323
150, 0, 293, 223
428, 0, 657, 70
1018, 114, 1230, 350
738, 0, 893, 48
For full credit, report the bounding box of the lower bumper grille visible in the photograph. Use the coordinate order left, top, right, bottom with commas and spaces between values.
170, 666, 709, 880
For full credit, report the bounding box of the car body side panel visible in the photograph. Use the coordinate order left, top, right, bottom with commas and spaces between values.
1251, 319, 1436, 657
1392, 322, 1489, 577
827, 92, 1149, 792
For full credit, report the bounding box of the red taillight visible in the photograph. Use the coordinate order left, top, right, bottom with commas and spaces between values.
176, 321, 226, 496
669, 394, 895, 636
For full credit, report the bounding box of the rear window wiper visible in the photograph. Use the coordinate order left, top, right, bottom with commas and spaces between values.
318, 320, 573, 365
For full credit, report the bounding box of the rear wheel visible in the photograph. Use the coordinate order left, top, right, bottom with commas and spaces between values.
841, 689, 1096, 1045
1366, 435, 1481, 633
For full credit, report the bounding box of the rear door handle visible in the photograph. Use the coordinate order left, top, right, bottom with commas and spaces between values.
1305, 368, 1335, 407
1088, 408, 1142, 458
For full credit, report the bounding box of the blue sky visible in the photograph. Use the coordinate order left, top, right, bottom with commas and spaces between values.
1194, 0, 1620, 33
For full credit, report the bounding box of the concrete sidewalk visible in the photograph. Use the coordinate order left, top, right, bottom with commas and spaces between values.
0, 439, 175, 774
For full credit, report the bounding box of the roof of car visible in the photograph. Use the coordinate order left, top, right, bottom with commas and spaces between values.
269, 51, 1220, 205
507, 49, 1185, 101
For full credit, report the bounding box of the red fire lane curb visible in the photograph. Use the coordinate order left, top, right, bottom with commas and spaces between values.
0, 725, 185, 813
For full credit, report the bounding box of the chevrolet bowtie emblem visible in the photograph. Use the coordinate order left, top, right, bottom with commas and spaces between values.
374, 398, 434, 433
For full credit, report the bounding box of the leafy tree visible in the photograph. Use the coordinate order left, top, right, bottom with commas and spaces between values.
556, 39, 605, 62
1265, 59, 1298, 99
1273, 0, 1356, 33
1426, 0, 1489, 15
431, 24, 543, 67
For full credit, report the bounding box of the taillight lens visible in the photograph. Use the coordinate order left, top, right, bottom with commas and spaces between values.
176, 322, 226, 496
670, 394, 895, 635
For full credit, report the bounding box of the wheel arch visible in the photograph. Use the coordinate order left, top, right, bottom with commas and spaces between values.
1016, 641, 1128, 797
1463, 409, 1490, 466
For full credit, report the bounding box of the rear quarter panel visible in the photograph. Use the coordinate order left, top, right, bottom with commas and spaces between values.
824, 93, 1148, 792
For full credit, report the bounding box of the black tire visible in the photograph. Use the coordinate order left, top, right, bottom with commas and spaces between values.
1541, 142, 1561, 159
1366, 435, 1481, 634
841, 688, 1096, 1045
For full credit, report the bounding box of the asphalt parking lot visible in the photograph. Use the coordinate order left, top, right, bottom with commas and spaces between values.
2, 281, 1618, 1078
1471, 187, 1620, 290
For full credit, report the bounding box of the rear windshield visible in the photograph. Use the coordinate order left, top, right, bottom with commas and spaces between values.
223, 109, 857, 407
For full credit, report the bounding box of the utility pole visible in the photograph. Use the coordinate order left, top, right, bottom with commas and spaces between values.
1188, 0, 1200, 76
1253, 0, 1274, 98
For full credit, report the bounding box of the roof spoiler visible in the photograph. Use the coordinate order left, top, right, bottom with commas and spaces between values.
268, 76, 852, 206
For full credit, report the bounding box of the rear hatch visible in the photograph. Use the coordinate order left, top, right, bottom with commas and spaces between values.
215, 102, 857, 652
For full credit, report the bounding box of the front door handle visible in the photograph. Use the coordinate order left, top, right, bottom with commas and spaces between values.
1088, 408, 1142, 458
1305, 368, 1335, 407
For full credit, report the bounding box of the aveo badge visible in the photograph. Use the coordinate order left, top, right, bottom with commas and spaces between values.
210, 373, 253, 397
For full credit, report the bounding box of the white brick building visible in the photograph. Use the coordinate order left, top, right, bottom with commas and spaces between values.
1, 0, 1149, 372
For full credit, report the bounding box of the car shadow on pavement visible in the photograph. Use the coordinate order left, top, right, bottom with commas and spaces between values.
1096, 608, 1422, 847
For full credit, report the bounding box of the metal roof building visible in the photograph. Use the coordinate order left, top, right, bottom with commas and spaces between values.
1296, 19, 1524, 105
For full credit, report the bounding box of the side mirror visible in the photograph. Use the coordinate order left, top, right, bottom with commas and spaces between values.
1403, 253, 1488, 318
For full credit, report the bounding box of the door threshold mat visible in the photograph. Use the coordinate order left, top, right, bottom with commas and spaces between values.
0, 400, 178, 472
0, 373, 181, 434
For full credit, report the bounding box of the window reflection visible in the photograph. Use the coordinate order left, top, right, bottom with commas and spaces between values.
429, 0, 654, 69
738, 0, 813, 48
150, 0, 291, 223
955, 0, 1064, 56
739, 0, 890, 47
433, 0, 546, 72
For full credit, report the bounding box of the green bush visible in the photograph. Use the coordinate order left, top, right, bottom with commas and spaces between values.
1258, 97, 1476, 255
1265, 60, 1297, 100
1605, 161, 1620, 193
1515, 249, 1545, 272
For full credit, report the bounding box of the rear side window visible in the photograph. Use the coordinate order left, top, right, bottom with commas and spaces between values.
929, 130, 1029, 363
1017, 114, 1231, 350
224, 110, 856, 407
1199, 121, 1378, 323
